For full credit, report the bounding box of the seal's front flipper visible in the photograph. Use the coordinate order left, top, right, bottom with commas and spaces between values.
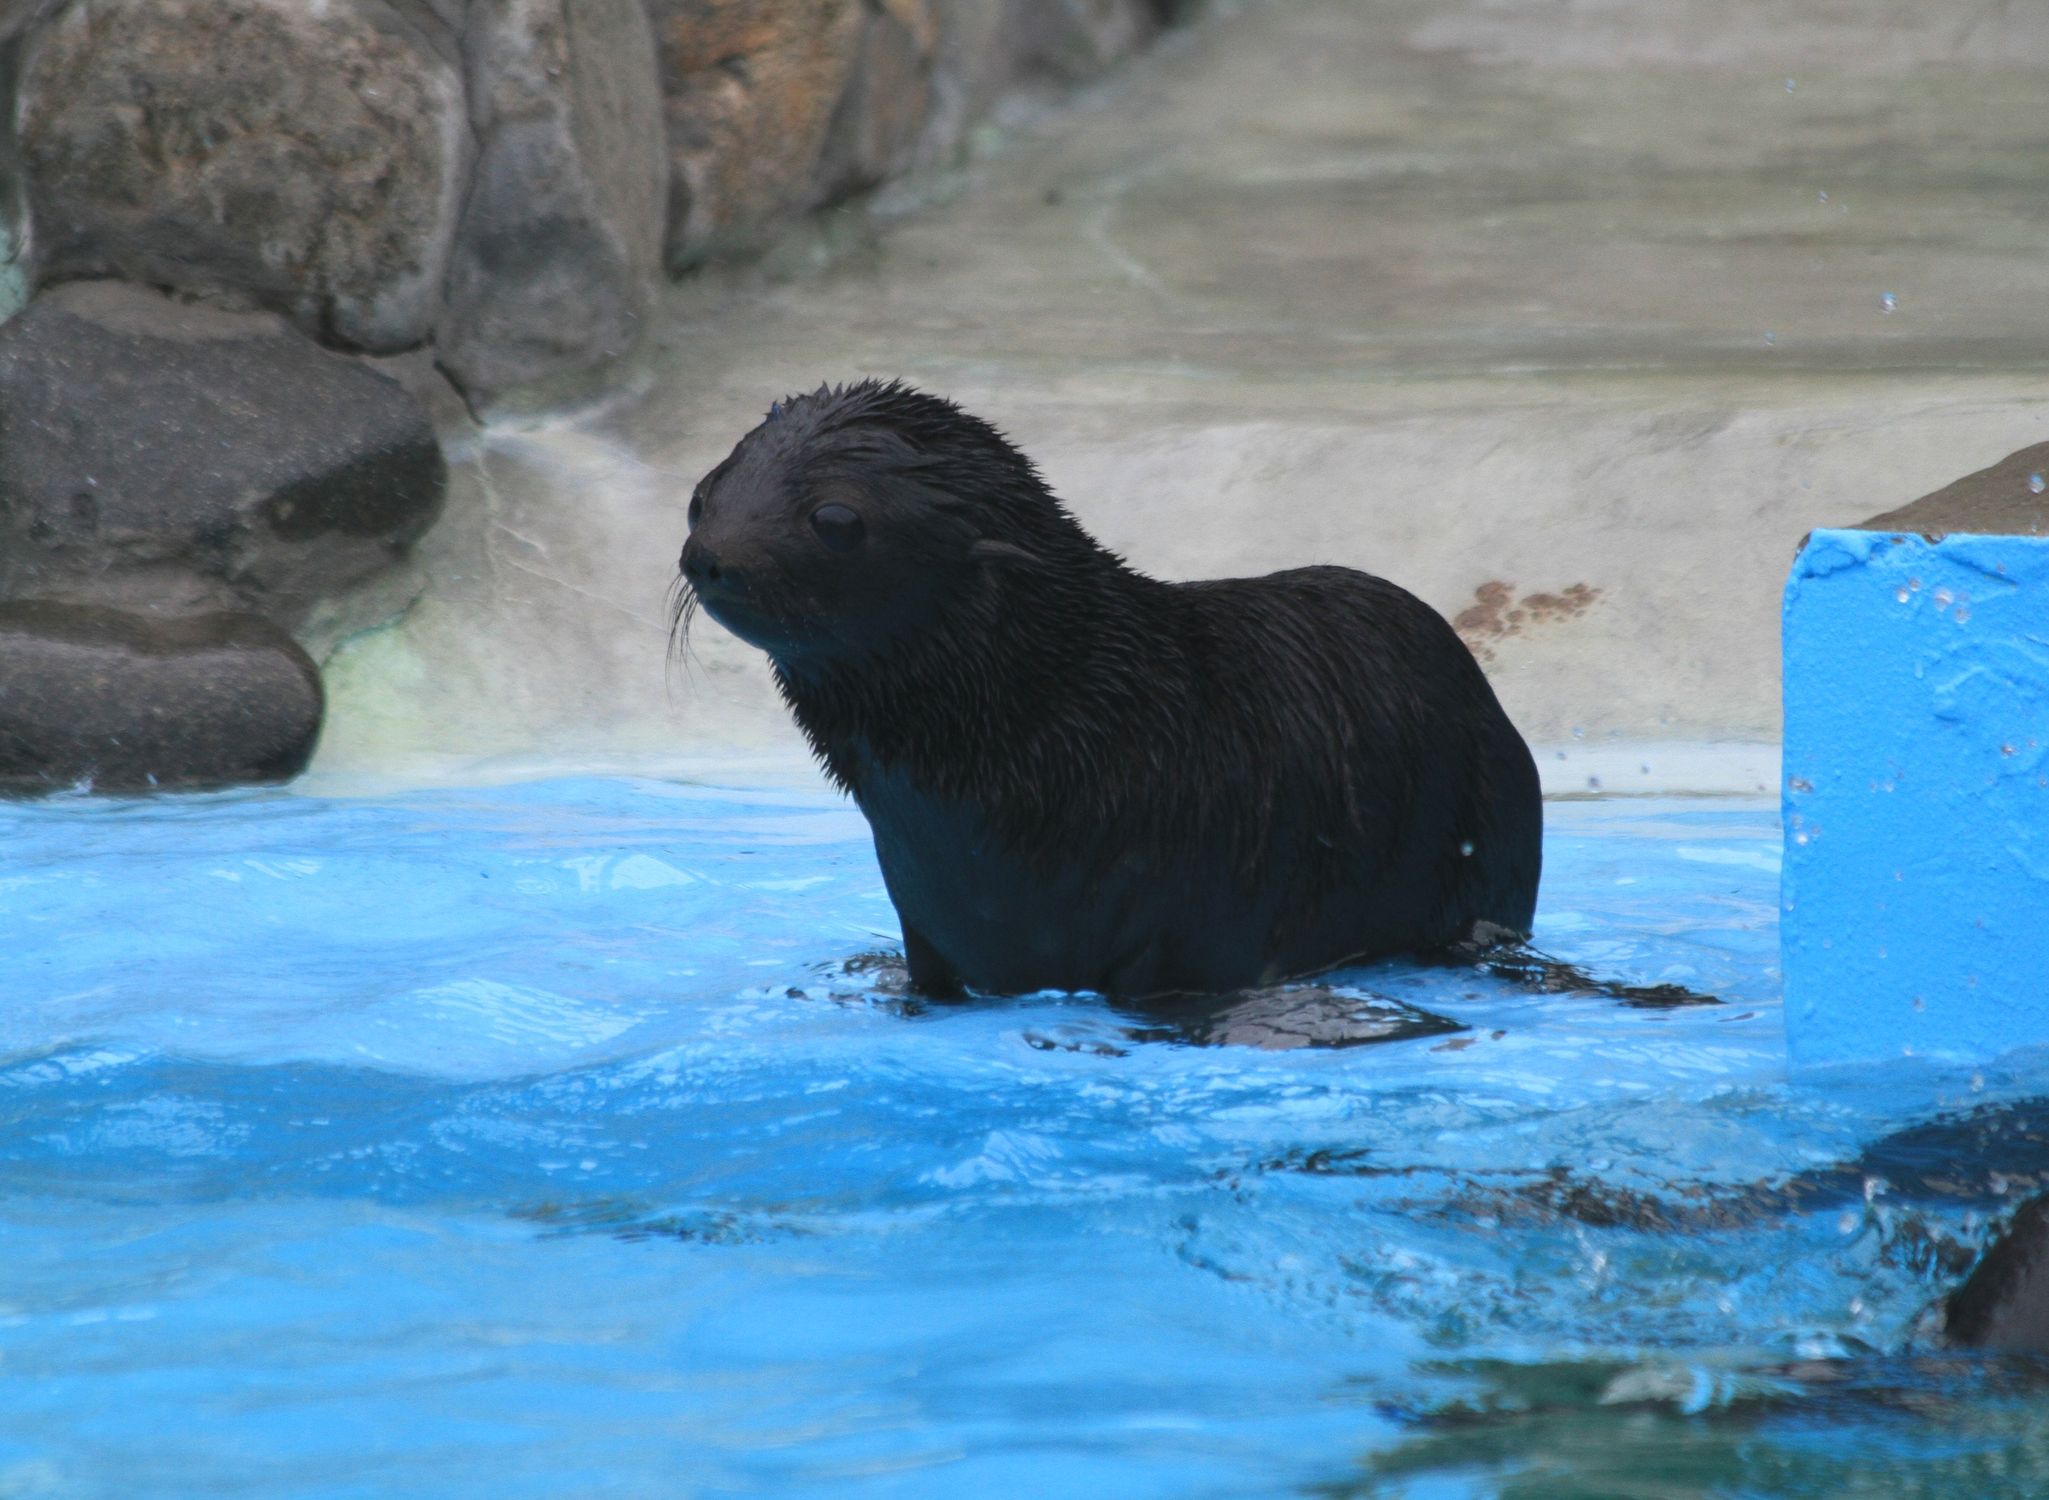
902, 926, 967, 1000
1443, 927, 1721, 1009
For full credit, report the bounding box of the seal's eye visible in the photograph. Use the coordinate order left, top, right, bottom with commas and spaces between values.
687, 493, 703, 530
810, 503, 865, 553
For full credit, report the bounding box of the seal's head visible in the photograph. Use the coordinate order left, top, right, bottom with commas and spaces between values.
677, 380, 1093, 669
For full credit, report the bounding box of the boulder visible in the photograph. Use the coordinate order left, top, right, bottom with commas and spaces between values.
438, 0, 671, 413
0, 282, 445, 629
0, 1, 58, 42
19, 0, 471, 353
814, 0, 939, 202
0, 602, 323, 794
916, 0, 1157, 163
1001, 0, 1158, 84
648, 0, 866, 267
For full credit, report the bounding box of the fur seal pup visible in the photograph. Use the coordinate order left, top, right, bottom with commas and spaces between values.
677, 380, 1541, 999
1946, 1191, 2049, 1352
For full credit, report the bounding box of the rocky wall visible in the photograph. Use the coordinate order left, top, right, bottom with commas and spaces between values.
0, 0, 1183, 793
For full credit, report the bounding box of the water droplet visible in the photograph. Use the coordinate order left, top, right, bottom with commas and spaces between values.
2030, 473, 2045, 495
1816, 190, 1829, 204
1458, 840, 1475, 857
1895, 587, 1910, 603
1764, 330, 1777, 346
1836, 1212, 1859, 1235
1879, 291, 1898, 313
1571, 725, 1585, 739
1585, 775, 1601, 791
1933, 587, 1952, 610
1971, 1072, 1985, 1092
1907, 577, 1921, 592
1785, 77, 1797, 92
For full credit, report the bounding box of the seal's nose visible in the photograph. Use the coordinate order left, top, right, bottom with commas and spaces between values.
679, 535, 725, 586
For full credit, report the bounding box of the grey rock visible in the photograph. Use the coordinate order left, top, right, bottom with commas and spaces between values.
648, 0, 866, 267
1857, 440, 2049, 538
439, 0, 670, 414
0, 601, 323, 794
815, 0, 938, 202
0, 0, 60, 41
0, 1, 59, 43
1002, 0, 1158, 84
919, 0, 1154, 161
0, 282, 446, 629
20, 0, 471, 353
920, 0, 1006, 154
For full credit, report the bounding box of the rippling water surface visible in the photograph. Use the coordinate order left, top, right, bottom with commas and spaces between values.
3, 778, 2044, 1498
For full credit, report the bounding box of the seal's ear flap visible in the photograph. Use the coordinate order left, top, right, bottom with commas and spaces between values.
968, 539, 1042, 568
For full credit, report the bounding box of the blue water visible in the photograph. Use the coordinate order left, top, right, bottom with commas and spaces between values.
2, 778, 2045, 1498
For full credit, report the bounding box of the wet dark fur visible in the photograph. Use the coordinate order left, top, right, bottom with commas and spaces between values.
677, 380, 1542, 999
1948, 1191, 2049, 1351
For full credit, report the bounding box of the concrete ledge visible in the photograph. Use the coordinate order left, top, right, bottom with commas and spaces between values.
1782, 524, 2048, 1067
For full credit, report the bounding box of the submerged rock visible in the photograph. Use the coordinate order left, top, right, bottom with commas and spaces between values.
0, 602, 323, 794
20, 0, 470, 352
1122, 986, 1466, 1050
0, 282, 445, 629
439, 0, 670, 414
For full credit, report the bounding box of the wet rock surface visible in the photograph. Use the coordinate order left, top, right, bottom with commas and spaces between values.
0, 601, 323, 794
0, 282, 445, 629
1858, 441, 2049, 538
1124, 986, 1465, 1050
439, 0, 670, 413
20, 0, 471, 353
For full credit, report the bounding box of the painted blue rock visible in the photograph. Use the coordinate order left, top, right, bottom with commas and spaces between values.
1781, 443, 2049, 1068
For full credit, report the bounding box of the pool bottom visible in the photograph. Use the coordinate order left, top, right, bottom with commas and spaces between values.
0, 778, 2043, 1498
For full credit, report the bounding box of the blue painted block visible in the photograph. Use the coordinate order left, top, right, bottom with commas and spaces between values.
1782, 528, 2049, 1068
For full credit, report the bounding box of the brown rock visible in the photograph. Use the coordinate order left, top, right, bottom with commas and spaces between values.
20, 0, 471, 353
1857, 440, 2049, 537
0, 601, 324, 795
648, 0, 866, 267
439, 0, 671, 414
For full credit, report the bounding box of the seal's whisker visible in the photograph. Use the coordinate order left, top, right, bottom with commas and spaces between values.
664, 573, 702, 702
